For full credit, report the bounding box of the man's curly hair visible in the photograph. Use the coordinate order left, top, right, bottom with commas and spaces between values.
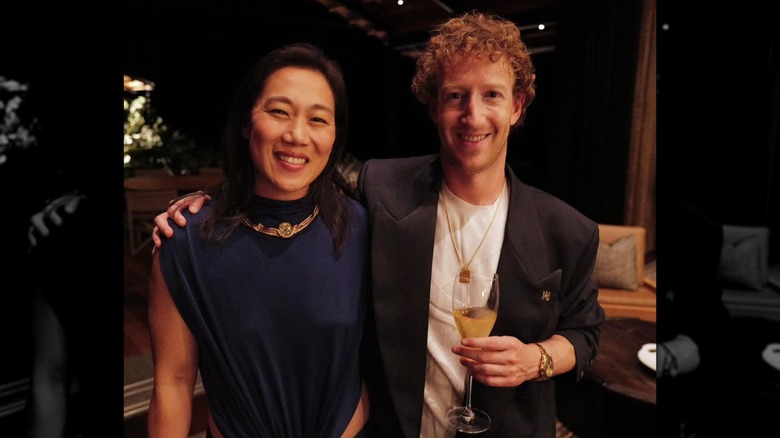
411, 10, 536, 126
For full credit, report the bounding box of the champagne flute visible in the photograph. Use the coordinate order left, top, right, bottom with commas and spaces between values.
446, 272, 499, 434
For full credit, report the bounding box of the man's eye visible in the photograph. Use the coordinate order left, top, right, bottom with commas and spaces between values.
486, 91, 500, 99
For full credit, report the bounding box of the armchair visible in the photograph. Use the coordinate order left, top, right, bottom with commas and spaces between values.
718, 225, 780, 322
594, 224, 656, 321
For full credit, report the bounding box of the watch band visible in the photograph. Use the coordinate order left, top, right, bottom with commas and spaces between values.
535, 343, 553, 381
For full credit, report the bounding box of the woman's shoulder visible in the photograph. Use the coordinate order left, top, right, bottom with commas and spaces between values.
343, 193, 367, 216
167, 202, 214, 241
343, 193, 365, 210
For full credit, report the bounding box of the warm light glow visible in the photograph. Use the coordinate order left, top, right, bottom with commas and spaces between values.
124, 74, 155, 92
397, 0, 403, 5
538, 24, 545, 30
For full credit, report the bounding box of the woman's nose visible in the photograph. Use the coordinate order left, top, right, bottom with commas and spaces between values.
282, 118, 308, 145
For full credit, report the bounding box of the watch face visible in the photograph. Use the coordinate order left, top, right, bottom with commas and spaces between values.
543, 356, 553, 377
536, 344, 553, 379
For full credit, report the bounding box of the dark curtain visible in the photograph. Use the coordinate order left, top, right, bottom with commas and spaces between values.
659, 1, 780, 263
548, 0, 643, 224
770, 47, 780, 263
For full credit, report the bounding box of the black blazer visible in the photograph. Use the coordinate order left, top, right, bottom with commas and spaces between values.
358, 155, 604, 438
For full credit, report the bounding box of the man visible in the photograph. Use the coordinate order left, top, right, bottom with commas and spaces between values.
153, 11, 604, 437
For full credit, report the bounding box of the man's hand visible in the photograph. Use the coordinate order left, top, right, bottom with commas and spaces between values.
453, 334, 576, 387
28, 192, 86, 248
151, 191, 210, 250
451, 336, 539, 387
657, 334, 700, 378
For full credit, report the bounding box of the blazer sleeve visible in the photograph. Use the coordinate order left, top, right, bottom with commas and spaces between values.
555, 223, 604, 382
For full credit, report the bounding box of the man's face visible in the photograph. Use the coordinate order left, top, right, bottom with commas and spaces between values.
432, 55, 523, 177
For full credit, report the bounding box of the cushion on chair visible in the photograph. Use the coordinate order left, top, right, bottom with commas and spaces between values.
717, 225, 770, 291
595, 224, 646, 291
595, 235, 639, 290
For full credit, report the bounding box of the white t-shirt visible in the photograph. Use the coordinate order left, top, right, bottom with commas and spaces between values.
420, 182, 509, 437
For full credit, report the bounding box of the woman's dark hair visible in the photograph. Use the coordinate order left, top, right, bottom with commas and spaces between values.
201, 43, 352, 252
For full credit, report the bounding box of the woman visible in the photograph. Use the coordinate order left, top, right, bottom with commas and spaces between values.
148, 43, 370, 437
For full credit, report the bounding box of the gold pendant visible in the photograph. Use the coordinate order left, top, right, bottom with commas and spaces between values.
459, 266, 471, 283
242, 206, 319, 239
277, 222, 293, 238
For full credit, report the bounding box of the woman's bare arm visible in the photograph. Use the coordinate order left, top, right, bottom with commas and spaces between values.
147, 252, 199, 437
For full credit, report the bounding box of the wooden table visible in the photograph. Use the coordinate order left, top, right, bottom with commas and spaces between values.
586, 317, 656, 405
556, 317, 656, 438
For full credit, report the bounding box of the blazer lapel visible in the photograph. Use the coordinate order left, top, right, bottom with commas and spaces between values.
370, 162, 440, 437
495, 169, 559, 339
467, 170, 561, 435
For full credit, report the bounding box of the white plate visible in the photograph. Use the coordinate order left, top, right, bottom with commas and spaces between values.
637, 343, 657, 372
762, 343, 780, 371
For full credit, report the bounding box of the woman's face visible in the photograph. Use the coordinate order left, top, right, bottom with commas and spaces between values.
243, 67, 336, 200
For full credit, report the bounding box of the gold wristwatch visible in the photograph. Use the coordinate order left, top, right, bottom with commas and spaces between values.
535, 343, 554, 380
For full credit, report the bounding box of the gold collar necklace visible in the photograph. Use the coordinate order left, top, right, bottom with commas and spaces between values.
242, 205, 319, 238
442, 183, 505, 283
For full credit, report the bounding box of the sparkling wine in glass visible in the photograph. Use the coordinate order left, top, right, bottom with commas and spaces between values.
446, 272, 499, 434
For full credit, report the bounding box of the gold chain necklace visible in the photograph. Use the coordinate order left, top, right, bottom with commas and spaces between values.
442, 184, 505, 283
242, 205, 319, 238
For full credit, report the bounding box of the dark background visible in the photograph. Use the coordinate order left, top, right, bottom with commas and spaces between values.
121, 0, 560, 180
2, 4, 124, 435
658, 1, 779, 259
1, 0, 778, 435
122, 0, 647, 225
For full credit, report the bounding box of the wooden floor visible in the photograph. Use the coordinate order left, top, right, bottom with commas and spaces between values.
123, 241, 153, 438
124, 244, 153, 359
123, 239, 209, 438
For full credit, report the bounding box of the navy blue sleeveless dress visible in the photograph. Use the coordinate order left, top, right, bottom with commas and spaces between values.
159, 194, 369, 437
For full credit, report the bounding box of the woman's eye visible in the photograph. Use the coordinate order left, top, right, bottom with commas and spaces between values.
446, 92, 462, 100
265, 108, 288, 116
311, 117, 330, 124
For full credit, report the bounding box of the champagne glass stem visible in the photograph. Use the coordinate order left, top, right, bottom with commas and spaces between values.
463, 373, 475, 422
